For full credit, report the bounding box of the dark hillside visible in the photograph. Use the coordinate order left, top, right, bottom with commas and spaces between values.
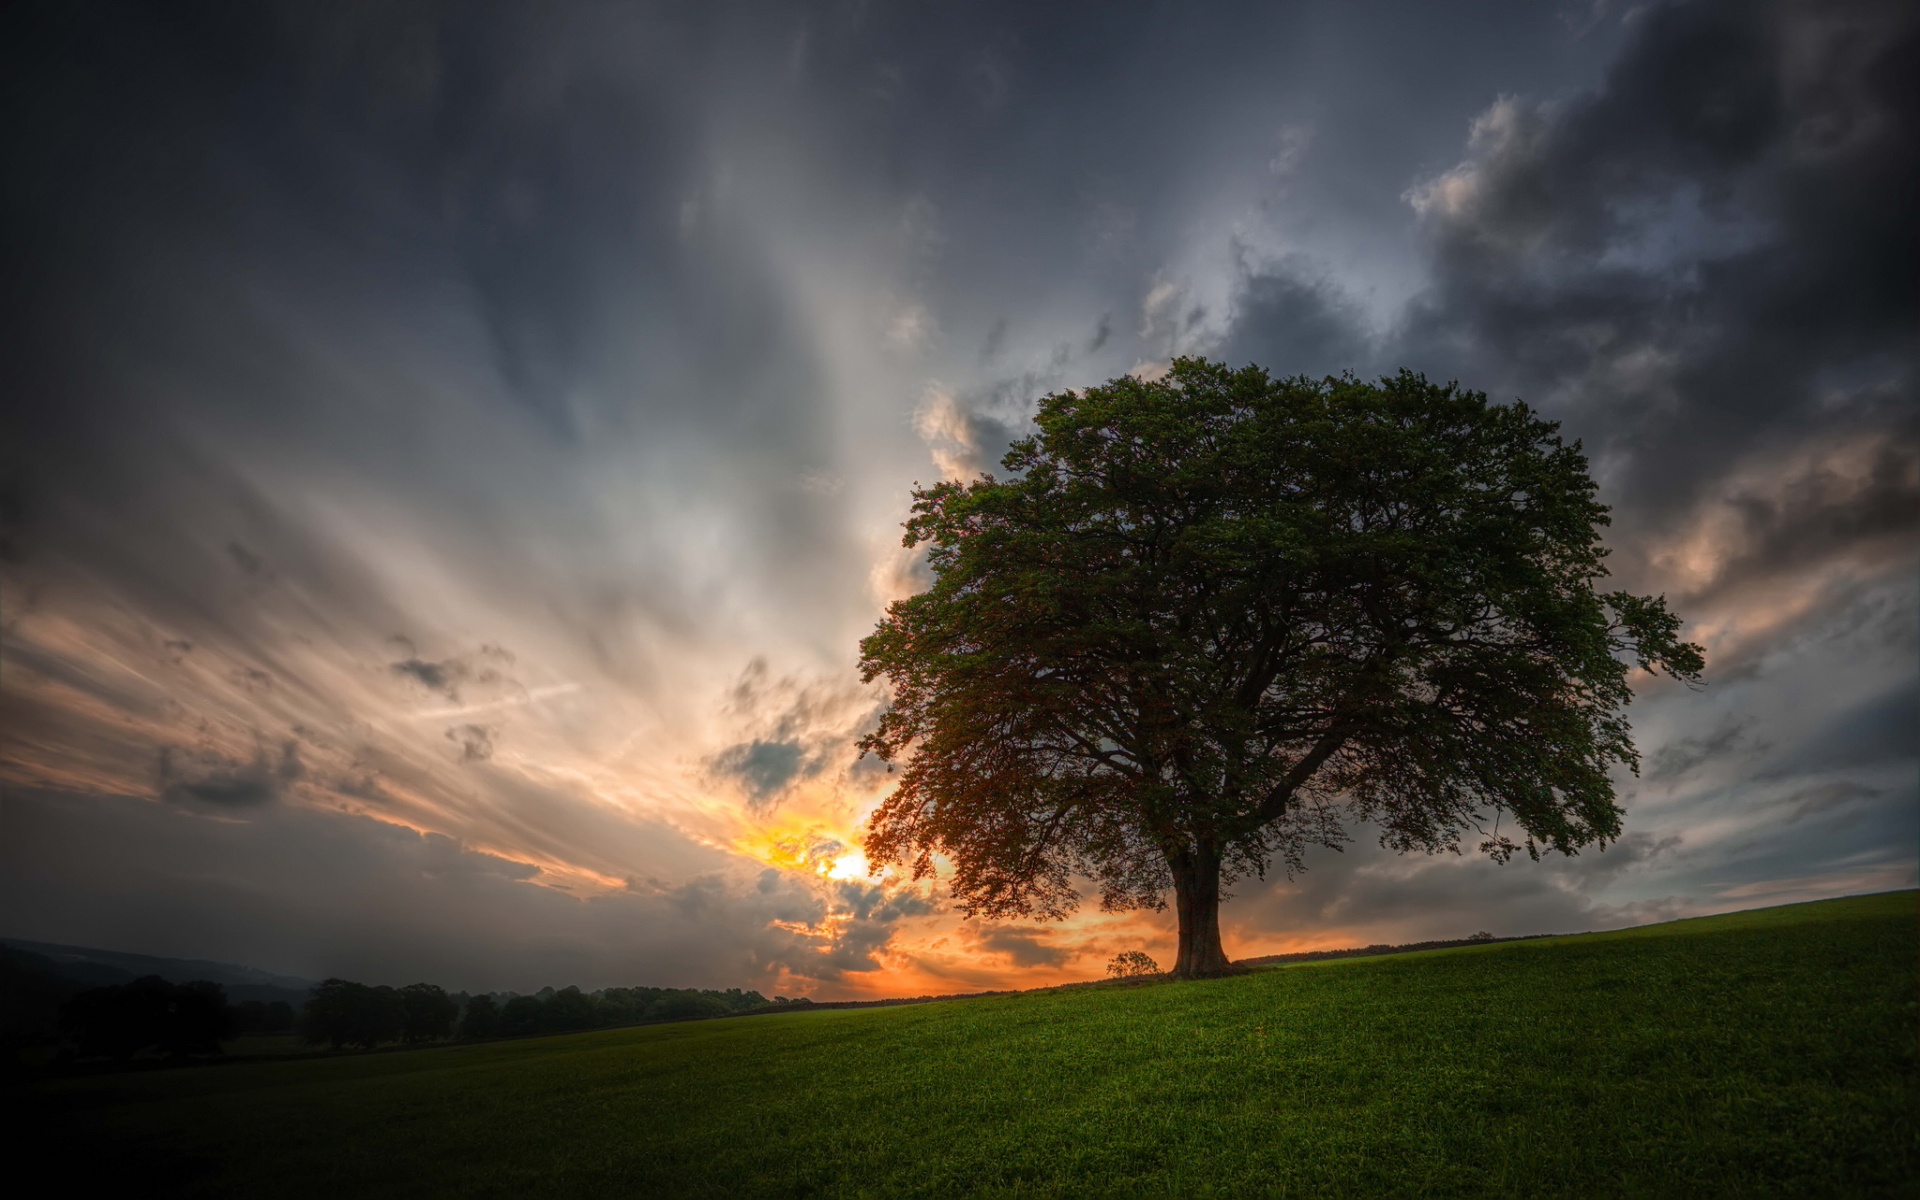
1, 940, 317, 1008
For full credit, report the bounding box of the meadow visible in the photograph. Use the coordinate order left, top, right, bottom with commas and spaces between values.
25, 891, 1916, 1198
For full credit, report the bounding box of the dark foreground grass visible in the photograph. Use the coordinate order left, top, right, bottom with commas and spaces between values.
24, 891, 1916, 1198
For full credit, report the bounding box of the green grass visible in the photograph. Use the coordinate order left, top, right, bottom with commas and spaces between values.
26, 891, 1917, 1198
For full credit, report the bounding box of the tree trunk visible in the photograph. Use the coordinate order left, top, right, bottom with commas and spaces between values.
1166, 840, 1234, 977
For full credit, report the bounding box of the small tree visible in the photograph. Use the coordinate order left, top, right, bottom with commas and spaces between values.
859, 360, 1702, 977
1107, 951, 1160, 978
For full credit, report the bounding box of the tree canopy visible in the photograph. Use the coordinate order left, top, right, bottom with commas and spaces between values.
57, 975, 236, 1060
858, 359, 1703, 977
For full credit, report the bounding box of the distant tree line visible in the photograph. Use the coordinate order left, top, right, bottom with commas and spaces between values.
58, 976, 241, 1061
296, 979, 461, 1050
450, 984, 777, 1041
289, 979, 804, 1050
51, 970, 799, 1062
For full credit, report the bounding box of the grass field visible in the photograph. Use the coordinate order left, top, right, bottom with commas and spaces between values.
24, 891, 1916, 1198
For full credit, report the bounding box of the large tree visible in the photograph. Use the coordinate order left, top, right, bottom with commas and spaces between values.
858, 359, 1703, 978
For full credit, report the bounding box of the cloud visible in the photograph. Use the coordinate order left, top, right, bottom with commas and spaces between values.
1782, 781, 1879, 825
419, 831, 542, 882
1201, 0, 1916, 948
1773, 677, 1919, 775
226, 542, 267, 578
1646, 720, 1756, 783
1225, 822, 1695, 951
393, 657, 466, 697
157, 740, 304, 808
1648, 428, 1919, 606
1219, 259, 1373, 380
913, 385, 1014, 481
446, 724, 495, 763
1392, 0, 1918, 526
2, 0, 1912, 998
4, 783, 947, 992
973, 925, 1075, 969
701, 658, 882, 810
709, 739, 819, 806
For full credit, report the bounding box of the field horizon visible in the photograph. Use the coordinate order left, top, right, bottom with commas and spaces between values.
17, 889, 1915, 1197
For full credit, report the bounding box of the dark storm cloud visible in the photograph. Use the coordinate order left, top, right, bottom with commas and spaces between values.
1670, 424, 1919, 607
1218, 262, 1374, 380
1212, 0, 1917, 925
1389, 0, 1918, 525
1773, 678, 1919, 775
4, 0, 1911, 993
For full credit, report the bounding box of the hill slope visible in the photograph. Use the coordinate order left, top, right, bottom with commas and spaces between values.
1, 938, 318, 1006
24, 891, 1918, 1198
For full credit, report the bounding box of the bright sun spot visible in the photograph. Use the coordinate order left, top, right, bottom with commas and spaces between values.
825, 852, 870, 880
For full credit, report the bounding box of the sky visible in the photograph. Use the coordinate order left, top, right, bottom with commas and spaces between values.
2, 0, 1914, 999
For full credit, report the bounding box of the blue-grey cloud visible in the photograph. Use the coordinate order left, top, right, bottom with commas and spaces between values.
709, 739, 819, 805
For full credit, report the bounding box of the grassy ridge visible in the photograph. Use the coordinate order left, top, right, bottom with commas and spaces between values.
30, 891, 1917, 1198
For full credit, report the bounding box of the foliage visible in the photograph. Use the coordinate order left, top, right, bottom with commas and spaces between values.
298, 979, 402, 1051
294, 978, 769, 1050
859, 359, 1704, 975
45, 968, 770, 1061
470, 985, 764, 1040
457, 992, 500, 1041
57, 976, 237, 1060
29, 894, 1916, 1198
1106, 951, 1160, 977
232, 999, 296, 1033
398, 983, 458, 1043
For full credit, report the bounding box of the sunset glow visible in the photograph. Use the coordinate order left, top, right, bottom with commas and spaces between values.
2, 0, 1912, 1001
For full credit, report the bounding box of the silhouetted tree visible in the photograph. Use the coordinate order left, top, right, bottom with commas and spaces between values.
234, 999, 298, 1033
859, 359, 1704, 977
655, 991, 731, 1022
545, 985, 596, 1031
498, 994, 542, 1038
161, 980, 237, 1054
458, 993, 500, 1040
1107, 951, 1159, 977
58, 976, 235, 1059
398, 982, 457, 1042
298, 979, 402, 1050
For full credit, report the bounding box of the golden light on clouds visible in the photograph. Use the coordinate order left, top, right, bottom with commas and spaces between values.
4, 0, 1912, 999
